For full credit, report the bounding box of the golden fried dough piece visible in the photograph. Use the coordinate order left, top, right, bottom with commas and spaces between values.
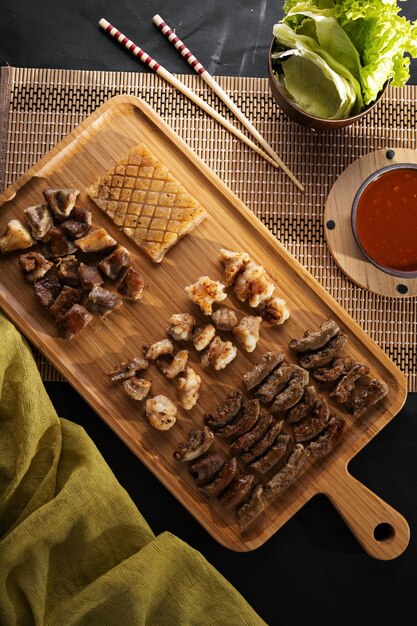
145, 395, 177, 430
185, 276, 227, 315
0, 219, 34, 253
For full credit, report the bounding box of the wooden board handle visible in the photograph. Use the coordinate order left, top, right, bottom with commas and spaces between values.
319, 465, 410, 560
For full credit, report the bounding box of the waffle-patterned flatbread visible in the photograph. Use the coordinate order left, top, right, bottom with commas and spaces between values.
86, 144, 208, 263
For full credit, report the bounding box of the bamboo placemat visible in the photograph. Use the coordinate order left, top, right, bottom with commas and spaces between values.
0, 66, 416, 391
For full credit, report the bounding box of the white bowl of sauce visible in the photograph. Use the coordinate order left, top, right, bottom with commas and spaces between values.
351, 164, 417, 278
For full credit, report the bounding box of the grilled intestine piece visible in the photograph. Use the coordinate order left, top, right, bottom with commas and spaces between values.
189, 453, 225, 485
347, 379, 388, 418
57, 304, 93, 339
234, 261, 275, 308
145, 395, 177, 430
86, 285, 123, 316
230, 413, 273, 454
192, 324, 216, 351
263, 444, 307, 502
43, 188, 79, 221
41, 226, 77, 259
211, 307, 238, 331
167, 313, 196, 342
254, 364, 294, 404
201, 336, 237, 370
330, 363, 370, 404
306, 416, 345, 458
49, 286, 83, 319
257, 297, 290, 325
78, 263, 104, 290
216, 399, 260, 440
198, 458, 238, 500
237, 484, 265, 530
176, 367, 201, 410
218, 474, 256, 509
24, 204, 53, 240
145, 338, 174, 361
290, 319, 340, 353
33, 274, 62, 308
204, 389, 243, 430
271, 366, 309, 413
242, 351, 285, 391
0, 219, 34, 253
249, 434, 292, 474
107, 356, 149, 382
286, 385, 317, 424
173, 426, 214, 462
75, 228, 117, 253
60, 206, 92, 240
219, 248, 250, 286
98, 245, 131, 280
312, 356, 353, 383
55, 254, 80, 287
18, 251, 53, 282
184, 276, 227, 315
298, 333, 348, 370
118, 267, 145, 300
241, 421, 284, 465
157, 350, 188, 379
122, 377, 152, 401
232, 315, 262, 353
293, 397, 330, 443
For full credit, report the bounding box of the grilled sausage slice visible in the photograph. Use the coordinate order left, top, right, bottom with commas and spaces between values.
298, 333, 348, 370
289, 319, 340, 353
293, 397, 330, 443
218, 474, 256, 509
347, 379, 388, 418
198, 458, 238, 500
312, 356, 352, 383
189, 453, 225, 485
204, 389, 243, 429
237, 484, 265, 530
243, 351, 286, 391
249, 434, 292, 474
230, 413, 273, 453
306, 416, 345, 458
286, 385, 317, 423
330, 362, 370, 404
216, 399, 260, 440
240, 421, 283, 465
255, 364, 294, 403
263, 444, 307, 502
173, 426, 215, 462
271, 366, 309, 413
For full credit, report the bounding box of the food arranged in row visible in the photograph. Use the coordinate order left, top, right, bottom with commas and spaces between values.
0, 188, 145, 338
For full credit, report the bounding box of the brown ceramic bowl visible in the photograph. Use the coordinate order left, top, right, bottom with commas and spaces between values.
267, 38, 387, 130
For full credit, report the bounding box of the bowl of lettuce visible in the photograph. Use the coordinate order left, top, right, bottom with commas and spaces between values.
268, 0, 417, 129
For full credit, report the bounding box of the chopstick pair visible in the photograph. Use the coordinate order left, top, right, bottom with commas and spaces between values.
98, 17, 304, 192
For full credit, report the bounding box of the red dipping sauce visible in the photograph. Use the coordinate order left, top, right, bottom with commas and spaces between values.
353, 165, 417, 275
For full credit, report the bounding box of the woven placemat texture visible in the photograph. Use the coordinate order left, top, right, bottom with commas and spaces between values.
0, 67, 416, 390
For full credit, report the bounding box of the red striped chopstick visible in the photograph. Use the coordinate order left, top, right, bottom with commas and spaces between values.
152, 14, 304, 192
99, 18, 302, 188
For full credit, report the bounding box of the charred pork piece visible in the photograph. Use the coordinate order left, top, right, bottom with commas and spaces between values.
347, 379, 388, 418
167, 313, 196, 342
216, 399, 260, 440
234, 261, 275, 308
255, 364, 294, 404
60, 206, 92, 240
256, 297, 290, 325
211, 307, 238, 331
271, 366, 309, 413
330, 362, 371, 404
230, 413, 273, 453
290, 319, 340, 353
176, 367, 201, 410
75, 228, 117, 254
219, 248, 250, 286
263, 444, 307, 502
41, 226, 77, 259
293, 397, 330, 443
117, 267, 145, 300
201, 336, 237, 370
306, 416, 345, 458
218, 473, 256, 509
86, 285, 123, 316
249, 434, 292, 474
56, 255, 80, 286
241, 421, 284, 466
204, 389, 243, 430
24, 203, 53, 240
18, 251, 53, 283
99, 245, 131, 280
122, 377, 152, 401
286, 386, 317, 424
298, 333, 348, 370
78, 263, 104, 290
184, 276, 227, 315
33, 274, 62, 308
57, 303, 92, 339
192, 324, 216, 351
232, 315, 262, 353
145, 395, 177, 431
189, 453, 225, 485
237, 483, 265, 530
145, 339, 174, 361
242, 351, 285, 391
173, 426, 214, 462
43, 188, 79, 221
198, 457, 238, 500
49, 286, 83, 319
312, 356, 352, 383
157, 350, 189, 379
107, 356, 149, 382
0, 219, 34, 253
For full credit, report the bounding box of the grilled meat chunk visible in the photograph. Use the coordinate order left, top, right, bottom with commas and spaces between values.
237, 484, 265, 530
33, 274, 62, 308
173, 426, 214, 462
145, 339, 174, 361
243, 351, 286, 391
118, 267, 144, 300
18, 251, 53, 283
184, 275, 227, 315
232, 315, 262, 353
271, 366, 309, 413
75, 228, 117, 253
290, 319, 340, 353
234, 261, 275, 308
230, 413, 273, 453
55, 254, 80, 286
219, 248, 250, 286
218, 473, 256, 509
347, 379, 388, 418
176, 367, 201, 410
157, 350, 189, 379
57, 304, 92, 339
241, 421, 284, 465
0, 219, 34, 253
211, 307, 238, 331
167, 313, 196, 342
204, 389, 243, 430
263, 444, 307, 501
49, 285, 83, 319
256, 297, 290, 325
43, 188, 79, 221
60, 206, 92, 240
86, 285, 122, 316
24, 203, 53, 240
216, 399, 260, 440
99, 245, 131, 280
249, 434, 292, 474
41, 226, 77, 259
198, 457, 238, 500
122, 377, 152, 401
201, 336, 237, 370
312, 356, 353, 383
78, 262, 104, 290
108, 356, 149, 382
189, 453, 225, 485
330, 362, 370, 404
192, 324, 216, 351
286, 385, 318, 424
255, 364, 294, 403
145, 395, 177, 431
298, 333, 348, 370
293, 397, 330, 443
306, 416, 346, 458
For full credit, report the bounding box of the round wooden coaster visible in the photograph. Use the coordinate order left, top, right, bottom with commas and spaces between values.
324, 148, 417, 298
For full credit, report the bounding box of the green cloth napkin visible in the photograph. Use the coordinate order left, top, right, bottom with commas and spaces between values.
0, 313, 265, 626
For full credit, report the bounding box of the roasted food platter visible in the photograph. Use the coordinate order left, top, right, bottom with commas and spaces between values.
0, 95, 409, 557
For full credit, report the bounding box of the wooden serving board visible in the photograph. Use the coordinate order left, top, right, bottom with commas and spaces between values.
0, 95, 409, 558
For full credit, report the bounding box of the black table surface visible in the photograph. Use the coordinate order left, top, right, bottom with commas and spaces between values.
1, 1, 416, 625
